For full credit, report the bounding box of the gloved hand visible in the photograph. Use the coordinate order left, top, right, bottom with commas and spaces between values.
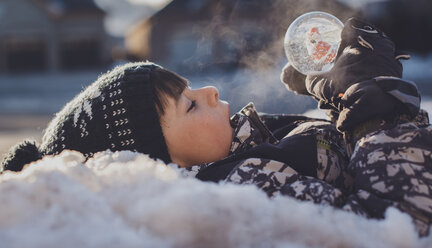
280, 62, 308, 95
281, 18, 420, 133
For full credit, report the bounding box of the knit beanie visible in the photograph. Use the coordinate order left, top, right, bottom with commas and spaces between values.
2, 62, 171, 172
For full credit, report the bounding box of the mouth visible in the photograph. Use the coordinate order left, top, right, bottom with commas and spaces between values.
224, 102, 236, 130
220, 100, 231, 122
223, 101, 230, 119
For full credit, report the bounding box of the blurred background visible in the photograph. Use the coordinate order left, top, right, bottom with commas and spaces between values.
1, 0, 432, 160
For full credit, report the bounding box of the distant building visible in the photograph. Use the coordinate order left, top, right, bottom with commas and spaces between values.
126, 0, 358, 73
0, 0, 110, 73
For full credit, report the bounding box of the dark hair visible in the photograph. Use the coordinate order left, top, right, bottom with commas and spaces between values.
151, 67, 188, 115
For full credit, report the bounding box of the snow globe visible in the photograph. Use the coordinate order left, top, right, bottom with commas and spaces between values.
284, 11, 344, 75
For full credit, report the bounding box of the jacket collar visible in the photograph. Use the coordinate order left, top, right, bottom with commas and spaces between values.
229, 102, 278, 155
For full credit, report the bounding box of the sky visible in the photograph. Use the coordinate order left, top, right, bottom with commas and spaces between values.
124, 0, 172, 8
93, 0, 172, 37
338, 0, 387, 8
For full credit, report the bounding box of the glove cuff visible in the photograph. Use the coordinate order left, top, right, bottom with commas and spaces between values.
373, 76, 420, 116
335, 77, 421, 133
348, 109, 429, 145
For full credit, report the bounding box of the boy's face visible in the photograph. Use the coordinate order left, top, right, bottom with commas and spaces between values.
160, 86, 233, 167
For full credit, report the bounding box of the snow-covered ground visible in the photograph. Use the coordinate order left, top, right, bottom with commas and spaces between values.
1, 150, 431, 248
0, 70, 99, 115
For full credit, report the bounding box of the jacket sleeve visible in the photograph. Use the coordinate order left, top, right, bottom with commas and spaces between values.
286, 120, 353, 192
343, 112, 432, 235
222, 120, 354, 207
225, 157, 346, 207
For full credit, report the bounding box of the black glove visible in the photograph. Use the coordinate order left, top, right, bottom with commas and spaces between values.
280, 17, 402, 98
281, 18, 420, 133
306, 18, 407, 102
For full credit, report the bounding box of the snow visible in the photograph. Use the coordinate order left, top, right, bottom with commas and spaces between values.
302, 108, 329, 120
421, 98, 432, 116
1, 150, 431, 248
401, 54, 432, 82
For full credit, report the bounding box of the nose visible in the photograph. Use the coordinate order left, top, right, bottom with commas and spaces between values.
199, 86, 219, 107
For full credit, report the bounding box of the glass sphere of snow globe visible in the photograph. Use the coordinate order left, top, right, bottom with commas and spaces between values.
284, 11, 344, 75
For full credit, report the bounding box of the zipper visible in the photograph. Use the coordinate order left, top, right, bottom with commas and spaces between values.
317, 138, 349, 163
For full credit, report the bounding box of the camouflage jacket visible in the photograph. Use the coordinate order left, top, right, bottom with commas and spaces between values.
181, 103, 432, 235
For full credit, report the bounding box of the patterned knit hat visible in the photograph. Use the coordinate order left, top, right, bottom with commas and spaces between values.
2, 62, 172, 172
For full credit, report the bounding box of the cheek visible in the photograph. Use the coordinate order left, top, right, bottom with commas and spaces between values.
178, 114, 225, 147
164, 111, 233, 165
199, 114, 232, 148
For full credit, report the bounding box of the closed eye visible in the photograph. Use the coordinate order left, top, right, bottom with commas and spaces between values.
187, 100, 196, 112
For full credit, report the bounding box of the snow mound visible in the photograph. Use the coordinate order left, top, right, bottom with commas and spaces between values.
1, 150, 431, 248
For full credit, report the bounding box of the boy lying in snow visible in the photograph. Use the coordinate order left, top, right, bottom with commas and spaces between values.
1, 18, 431, 235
